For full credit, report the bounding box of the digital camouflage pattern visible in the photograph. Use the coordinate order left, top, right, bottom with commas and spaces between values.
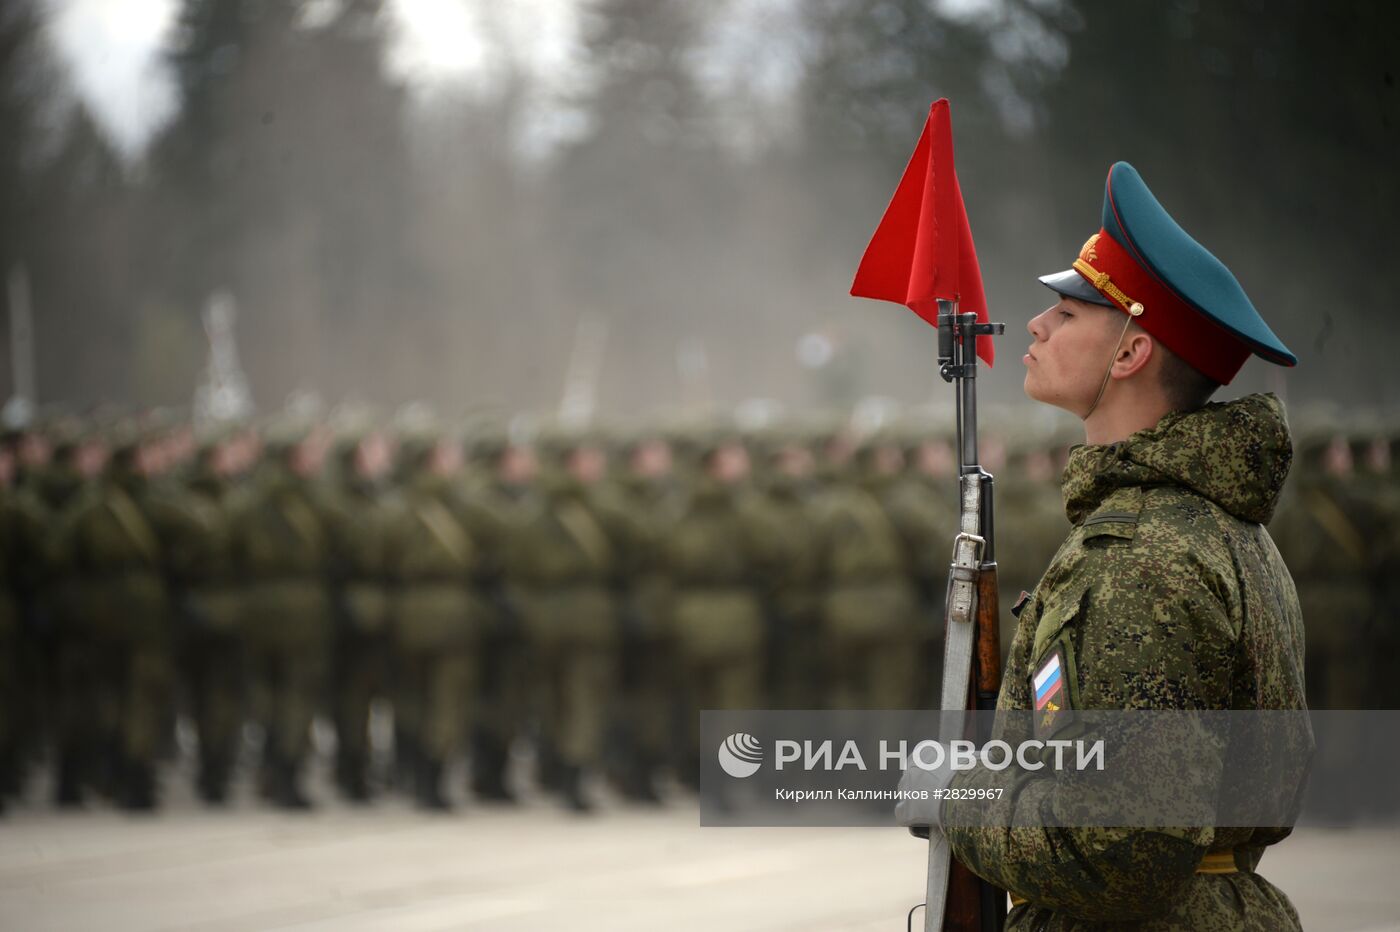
943, 393, 1310, 930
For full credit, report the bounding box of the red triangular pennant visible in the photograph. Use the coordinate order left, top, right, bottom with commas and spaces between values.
850, 99, 993, 366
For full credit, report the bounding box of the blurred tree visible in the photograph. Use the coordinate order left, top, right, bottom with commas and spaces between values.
28, 104, 144, 403
547, 0, 733, 413
149, 0, 412, 407
6, 0, 1396, 413
0, 0, 61, 399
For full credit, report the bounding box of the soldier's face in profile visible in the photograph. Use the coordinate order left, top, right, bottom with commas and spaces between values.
1023, 297, 1124, 417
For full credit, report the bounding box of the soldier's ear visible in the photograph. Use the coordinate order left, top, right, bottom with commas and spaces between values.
1112, 330, 1155, 381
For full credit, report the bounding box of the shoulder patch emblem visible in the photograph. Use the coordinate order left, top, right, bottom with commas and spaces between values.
1031, 643, 1075, 740
1033, 648, 1064, 711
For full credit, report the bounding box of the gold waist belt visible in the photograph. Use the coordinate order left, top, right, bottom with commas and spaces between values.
1009, 849, 1239, 907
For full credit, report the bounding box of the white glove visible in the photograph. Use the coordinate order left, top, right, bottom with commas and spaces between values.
894, 742, 956, 839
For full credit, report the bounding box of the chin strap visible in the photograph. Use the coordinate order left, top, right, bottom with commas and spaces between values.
1082, 303, 1144, 420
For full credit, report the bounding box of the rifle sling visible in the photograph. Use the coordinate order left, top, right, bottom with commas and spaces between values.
926, 471, 983, 932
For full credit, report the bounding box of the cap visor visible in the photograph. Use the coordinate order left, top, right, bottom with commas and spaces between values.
1038, 269, 1115, 308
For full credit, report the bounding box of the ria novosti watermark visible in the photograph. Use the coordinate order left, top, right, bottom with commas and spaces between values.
698, 710, 1349, 828
718, 734, 1105, 777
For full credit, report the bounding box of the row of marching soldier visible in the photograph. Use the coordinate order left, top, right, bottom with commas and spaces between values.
1, 408, 1396, 814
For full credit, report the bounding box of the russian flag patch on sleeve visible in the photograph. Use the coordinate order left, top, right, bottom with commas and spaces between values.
1031, 643, 1074, 740
1033, 650, 1063, 711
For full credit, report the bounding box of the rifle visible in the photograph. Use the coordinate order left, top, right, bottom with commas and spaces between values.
922, 299, 1006, 932
845, 97, 1006, 929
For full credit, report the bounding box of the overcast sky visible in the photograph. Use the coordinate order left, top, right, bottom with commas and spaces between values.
43, 0, 585, 156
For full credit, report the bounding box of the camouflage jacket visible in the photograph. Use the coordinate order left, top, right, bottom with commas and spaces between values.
943, 393, 1308, 931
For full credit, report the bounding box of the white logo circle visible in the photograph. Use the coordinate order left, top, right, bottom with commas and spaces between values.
717, 733, 763, 778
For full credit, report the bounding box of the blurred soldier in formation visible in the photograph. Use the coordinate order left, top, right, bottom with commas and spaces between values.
1376, 426, 1400, 711
325, 427, 398, 802
750, 432, 825, 709
0, 427, 49, 806
464, 431, 536, 803
13, 401, 1400, 822
994, 435, 1069, 659
1271, 432, 1379, 711
608, 431, 681, 802
179, 430, 248, 803
663, 435, 772, 783
891, 432, 959, 703
0, 441, 43, 808
388, 429, 495, 810
32, 419, 89, 512
813, 434, 922, 709
0, 446, 19, 812
228, 425, 333, 809
1270, 429, 1391, 822
47, 427, 177, 809
1345, 425, 1400, 713
503, 432, 624, 811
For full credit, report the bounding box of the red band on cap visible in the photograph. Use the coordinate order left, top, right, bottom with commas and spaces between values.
1075, 229, 1250, 384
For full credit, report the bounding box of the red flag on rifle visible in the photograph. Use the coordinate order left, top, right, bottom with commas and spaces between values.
850, 99, 994, 366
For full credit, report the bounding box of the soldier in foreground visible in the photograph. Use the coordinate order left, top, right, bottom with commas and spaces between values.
898, 162, 1309, 928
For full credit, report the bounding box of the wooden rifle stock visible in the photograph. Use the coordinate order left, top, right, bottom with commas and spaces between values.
943, 566, 1005, 932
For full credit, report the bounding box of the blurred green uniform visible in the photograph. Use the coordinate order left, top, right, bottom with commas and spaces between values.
1374, 434, 1400, 711
228, 449, 334, 808
388, 441, 494, 809
463, 441, 536, 802
504, 454, 621, 810
749, 445, 824, 709
1270, 442, 1378, 711
47, 450, 175, 809
889, 441, 960, 706
608, 442, 682, 800
944, 394, 1309, 930
662, 454, 771, 782
179, 447, 247, 803
814, 444, 922, 709
1, 460, 47, 804
996, 448, 1070, 663
324, 442, 398, 802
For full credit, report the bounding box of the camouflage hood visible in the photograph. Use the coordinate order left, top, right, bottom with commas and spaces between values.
1062, 392, 1292, 526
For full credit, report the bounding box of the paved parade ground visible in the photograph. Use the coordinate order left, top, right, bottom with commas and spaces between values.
2, 776, 1399, 932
